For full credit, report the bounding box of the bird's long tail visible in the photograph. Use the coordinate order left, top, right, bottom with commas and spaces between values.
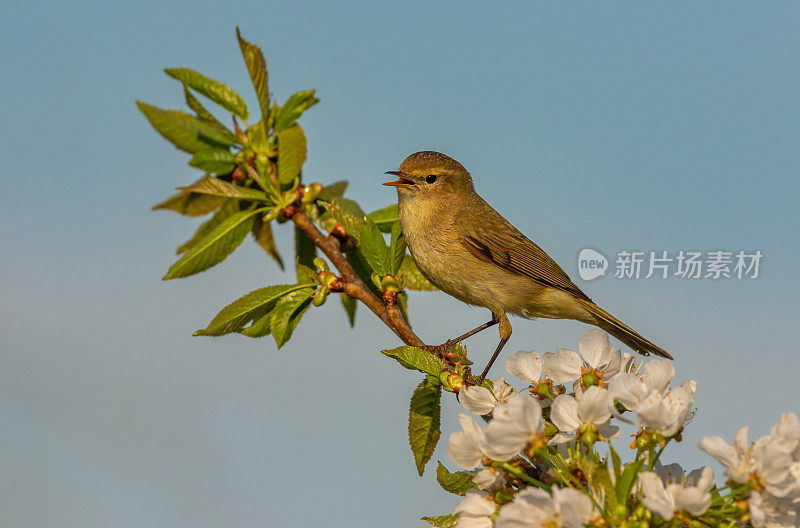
577, 299, 673, 360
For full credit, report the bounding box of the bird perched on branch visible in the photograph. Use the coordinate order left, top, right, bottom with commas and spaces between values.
384, 151, 671, 381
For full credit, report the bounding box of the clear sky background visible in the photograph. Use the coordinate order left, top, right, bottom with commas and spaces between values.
2, 2, 800, 527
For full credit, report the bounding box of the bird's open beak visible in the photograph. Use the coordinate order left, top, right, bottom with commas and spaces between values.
383, 170, 416, 188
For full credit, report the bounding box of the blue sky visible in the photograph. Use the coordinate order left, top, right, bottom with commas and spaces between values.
2, 2, 800, 526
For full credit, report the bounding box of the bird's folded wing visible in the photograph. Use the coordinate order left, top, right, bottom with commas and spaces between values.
462, 229, 591, 302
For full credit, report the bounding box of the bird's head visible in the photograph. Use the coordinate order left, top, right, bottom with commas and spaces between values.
383, 151, 475, 203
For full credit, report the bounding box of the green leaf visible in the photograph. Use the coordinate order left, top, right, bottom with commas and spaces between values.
609, 441, 622, 480
163, 209, 261, 280
165, 67, 248, 120
388, 221, 407, 275
296, 264, 318, 284
182, 85, 240, 144
367, 203, 399, 233
137, 102, 234, 153
252, 213, 284, 269
236, 28, 269, 122
615, 458, 644, 505
381, 346, 446, 377
188, 150, 237, 174
152, 191, 226, 217
322, 199, 364, 243
274, 89, 318, 132
195, 283, 310, 336
340, 293, 357, 327
359, 218, 390, 276
345, 250, 381, 297
409, 376, 441, 475
277, 125, 307, 187
270, 288, 314, 348
436, 462, 474, 495
399, 256, 437, 291
178, 175, 268, 201
421, 514, 458, 528
294, 226, 317, 281
332, 197, 365, 219
317, 181, 348, 202
239, 310, 274, 338
177, 199, 239, 254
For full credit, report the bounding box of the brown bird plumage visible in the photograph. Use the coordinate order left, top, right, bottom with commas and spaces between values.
384, 151, 670, 378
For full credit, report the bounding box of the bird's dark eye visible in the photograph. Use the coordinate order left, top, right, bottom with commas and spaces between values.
425, 174, 438, 184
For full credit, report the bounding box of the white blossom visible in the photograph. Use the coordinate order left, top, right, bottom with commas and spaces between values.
638, 466, 715, 520
472, 467, 505, 490
495, 487, 595, 528
549, 386, 617, 444
699, 421, 795, 497
453, 490, 496, 528
459, 378, 515, 416
482, 394, 544, 461
609, 361, 695, 437
748, 491, 800, 528
447, 413, 487, 470
505, 350, 543, 384
542, 329, 623, 385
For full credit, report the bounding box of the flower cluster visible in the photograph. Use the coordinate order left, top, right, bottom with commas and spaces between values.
424, 330, 800, 528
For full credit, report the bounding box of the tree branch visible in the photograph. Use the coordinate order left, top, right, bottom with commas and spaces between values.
285, 206, 425, 348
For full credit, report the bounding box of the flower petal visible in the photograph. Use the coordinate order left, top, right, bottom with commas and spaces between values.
505, 350, 542, 383
458, 385, 497, 415
553, 487, 596, 528
641, 359, 675, 393
578, 329, 613, 369
609, 372, 648, 411
543, 348, 582, 384
482, 396, 542, 461
495, 487, 552, 528
506, 393, 544, 434
492, 377, 516, 403
453, 489, 495, 515
447, 414, 485, 470
686, 466, 715, 492
551, 394, 582, 432
472, 468, 504, 490
577, 385, 614, 424
771, 413, 800, 453
735, 425, 750, 454
638, 471, 675, 521
675, 486, 712, 516
698, 436, 739, 471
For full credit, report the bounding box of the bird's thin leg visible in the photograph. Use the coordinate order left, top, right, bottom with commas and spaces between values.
440, 317, 499, 349
479, 337, 509, 383
478, 313, 512, 383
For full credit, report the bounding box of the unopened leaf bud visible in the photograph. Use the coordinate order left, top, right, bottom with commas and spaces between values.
301, 182, 323, 203
493, 489, 514, 505
380, 275, 400, 292
543, 421, 558, 438
319, 271, 338, 289
439, 371, 463, 393
371, 273, 382, 290
313, 257, 328, 272
312, 286, 330, 306
580, 425, 598, 447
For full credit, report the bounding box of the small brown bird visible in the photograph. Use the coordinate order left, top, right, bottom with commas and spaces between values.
384, 151, 671, 380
